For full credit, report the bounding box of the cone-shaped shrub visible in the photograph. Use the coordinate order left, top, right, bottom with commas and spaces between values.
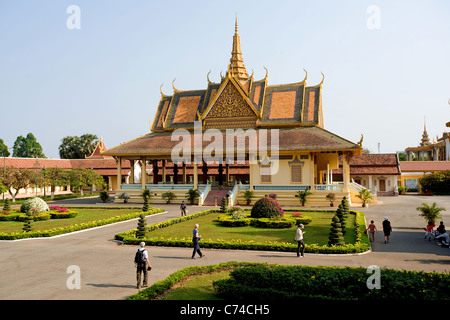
328, 214, 344, 246
136, 213, 147, 239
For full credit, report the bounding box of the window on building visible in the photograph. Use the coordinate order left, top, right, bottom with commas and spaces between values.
260, 164, 271, 183
291, 164, 302, 183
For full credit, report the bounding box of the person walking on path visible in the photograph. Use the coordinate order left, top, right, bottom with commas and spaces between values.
424, 221, 435, 241
135, 242, 152, 289
382, 216, 392, 244
192, 224, 204, 259
366, 220, 377, 242
295, 223, 306, 258
180, 201, 187, 217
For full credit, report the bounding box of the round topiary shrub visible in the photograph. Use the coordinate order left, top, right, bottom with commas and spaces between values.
20, 197, 49, 214
251, 197, 284, 219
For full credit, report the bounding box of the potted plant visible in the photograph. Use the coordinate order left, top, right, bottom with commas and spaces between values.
99, 191, 109, 203
185, 189, 199, 204
242, 190, 254, 205
416, 202, 445, 224
326, 192, 336, 207
295, 189, 312, 207
162, 191, 176, 204
356, 189, 373, 207
117, 192, 130, 203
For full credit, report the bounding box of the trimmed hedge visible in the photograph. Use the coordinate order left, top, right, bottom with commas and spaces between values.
213, 264, 450, 300
0, 208, 164, 240
116, 209, 370, 254
0, 210, 78, 222
127, 261, 262, 300
217, 211, 313, 228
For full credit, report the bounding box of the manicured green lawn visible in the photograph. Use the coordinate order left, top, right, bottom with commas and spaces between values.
146, 211, 356, 246
0, 207, 140, 233
162, 271, 230, 300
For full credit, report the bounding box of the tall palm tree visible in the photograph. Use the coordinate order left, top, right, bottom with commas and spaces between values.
416, 202, 445, 223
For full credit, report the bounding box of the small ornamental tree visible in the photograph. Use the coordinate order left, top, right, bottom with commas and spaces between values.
142, 189, 151, 212
356, 189, 373, 207
251, 196, 284, 219
3, 198, 11, 211
162, 191, 175, 204
416, 202, 445, 224
328, 214, 345, 246
136, 214, 147, 239
23, 209, 37, 233
220, 196, 228, 213
295, 189, 312, 207
335, 204, 346, 234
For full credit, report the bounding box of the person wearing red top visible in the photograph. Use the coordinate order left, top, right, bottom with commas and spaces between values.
366, 220, 377, 242
425, 221, 435, 241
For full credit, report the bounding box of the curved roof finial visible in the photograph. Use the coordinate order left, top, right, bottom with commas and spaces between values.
172, 78, 178, 92
319, 71, 325, 86
263, 66, 268, 80
160, 83, 165, 96
302, 68, 308, 82
207, 71, 212, 84
250, 68, 254, 79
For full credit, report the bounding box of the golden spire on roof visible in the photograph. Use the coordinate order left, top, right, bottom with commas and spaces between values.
227, 14, 249, 79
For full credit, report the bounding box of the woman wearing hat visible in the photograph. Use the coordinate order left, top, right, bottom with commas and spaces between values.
382, 217, 392, 244
295, 223, 306, 258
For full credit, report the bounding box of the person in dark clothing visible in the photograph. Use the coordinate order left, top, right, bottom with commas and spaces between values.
382, 216, 392, 244
180, 201, 187, 217
192, 224, 204, 259
436, 221, 446, 235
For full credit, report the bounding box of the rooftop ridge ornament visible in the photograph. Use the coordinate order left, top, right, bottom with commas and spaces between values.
228, 15, 249, 80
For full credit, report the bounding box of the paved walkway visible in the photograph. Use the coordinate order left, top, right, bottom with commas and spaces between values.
0, 195, 449, 300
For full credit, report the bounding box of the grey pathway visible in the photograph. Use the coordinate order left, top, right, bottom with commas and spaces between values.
0, 195, 449, 300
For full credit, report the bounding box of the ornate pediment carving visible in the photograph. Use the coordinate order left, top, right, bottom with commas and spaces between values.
205, 82, 257, 119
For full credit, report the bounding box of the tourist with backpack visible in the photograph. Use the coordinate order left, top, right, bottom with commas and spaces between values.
135, 242, 152, 289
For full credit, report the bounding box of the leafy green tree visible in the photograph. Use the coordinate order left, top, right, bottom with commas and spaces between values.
1, 167, 33, 202
59, 134, 99, 159
68, 168, 105, 195
419, 171, 450, 194
13, 133, 46, 158
0, 139, 10, 157
43, 167, 69, 199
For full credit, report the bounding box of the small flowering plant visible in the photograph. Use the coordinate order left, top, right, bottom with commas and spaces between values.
251, 196, 284, 220
49, 205, 69, 213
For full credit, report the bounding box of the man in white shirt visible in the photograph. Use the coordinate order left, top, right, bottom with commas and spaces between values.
295, 224, 306, 258
136, 242, 152, 289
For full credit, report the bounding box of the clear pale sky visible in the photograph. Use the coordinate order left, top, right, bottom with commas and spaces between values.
1, 0, 449, 159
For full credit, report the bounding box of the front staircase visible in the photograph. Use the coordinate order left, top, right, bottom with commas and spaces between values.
202, 188, 231, 206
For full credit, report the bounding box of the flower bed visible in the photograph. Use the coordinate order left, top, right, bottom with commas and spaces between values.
0, 208, 164, 240
116, 209, 370, 254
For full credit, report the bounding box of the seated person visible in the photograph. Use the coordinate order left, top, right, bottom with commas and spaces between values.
436, 221, 446, 235
435, 232, 449, 247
